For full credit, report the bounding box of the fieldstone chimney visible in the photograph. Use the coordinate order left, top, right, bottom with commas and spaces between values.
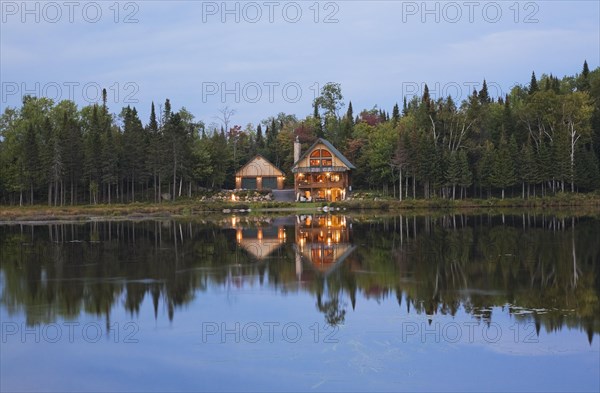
293, 136, 301, 164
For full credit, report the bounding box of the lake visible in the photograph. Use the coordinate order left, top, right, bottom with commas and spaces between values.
1, 212, 598, 392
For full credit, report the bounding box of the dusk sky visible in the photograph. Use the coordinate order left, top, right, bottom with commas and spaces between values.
2, 0, 599, 128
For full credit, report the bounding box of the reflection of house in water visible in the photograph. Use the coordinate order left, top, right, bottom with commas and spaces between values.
294, 215, 356, 278
231, 216, 289, 260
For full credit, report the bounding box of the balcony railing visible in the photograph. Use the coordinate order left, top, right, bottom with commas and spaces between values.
292, 166, 348, 173
296, 180, 345, 188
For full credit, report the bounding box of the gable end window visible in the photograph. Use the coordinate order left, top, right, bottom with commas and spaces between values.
309, 149, 333, 167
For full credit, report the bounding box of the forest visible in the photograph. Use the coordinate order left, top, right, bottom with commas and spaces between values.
1, 61, 599, 205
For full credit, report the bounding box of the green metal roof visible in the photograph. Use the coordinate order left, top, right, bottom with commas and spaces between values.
292, 138, 356, 171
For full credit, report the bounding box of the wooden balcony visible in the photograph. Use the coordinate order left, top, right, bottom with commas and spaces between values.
296, 180, 345, 189
292, 166, 348, 174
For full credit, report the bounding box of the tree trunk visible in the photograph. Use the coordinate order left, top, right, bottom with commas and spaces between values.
158, 174, 161, 204
173, 151, 177, 202
398, 167, 402, 202
153, 172, 157, 203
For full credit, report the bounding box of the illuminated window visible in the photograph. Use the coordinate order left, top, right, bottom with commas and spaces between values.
309, 149, 334, 167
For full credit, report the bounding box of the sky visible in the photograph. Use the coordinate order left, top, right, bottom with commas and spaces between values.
1, 0, 599, 129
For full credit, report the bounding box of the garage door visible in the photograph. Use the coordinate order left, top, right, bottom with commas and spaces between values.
262, 177, 278, 190
241, 177, 257, 189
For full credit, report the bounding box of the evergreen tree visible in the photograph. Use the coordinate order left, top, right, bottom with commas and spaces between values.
575, 144, 600, 190
83, 105, 103, 204
255, 124, 265, 150
392, 103, 400, 126
146, 102, 165, 202
520, 141, 536, 198
163, 109, 187, 200
529, 71, 538, 95
101, 122, 118, 204
457, 150, 472, 198
578, 60, 590, 91
553, 128, 571, 192
491, 134, 516, 199
23, 123, 41, 204
445, 151, 460, 199
62, 107, 83, 205
479, 79, 490, 104
346, 101, 354, 124
208, 129, 230, 188
121, 106, 146, 202
477, 142, 495, 198
536, 140, 553, 196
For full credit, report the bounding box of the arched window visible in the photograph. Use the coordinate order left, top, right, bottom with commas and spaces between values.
309, 149, 333, 167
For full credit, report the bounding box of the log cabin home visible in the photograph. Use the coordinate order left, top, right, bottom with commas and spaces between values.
292, 138, 355, 202
234, 155, 285, 190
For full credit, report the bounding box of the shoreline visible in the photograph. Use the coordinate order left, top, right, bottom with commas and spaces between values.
1, 194, 600, 222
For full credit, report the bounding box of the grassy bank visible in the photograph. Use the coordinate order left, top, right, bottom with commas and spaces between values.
332, 192, 600, 210
1, 193, 600, 222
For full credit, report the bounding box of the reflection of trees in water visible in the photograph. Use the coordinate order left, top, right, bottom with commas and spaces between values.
349, 214, 600, 341
0, 214, 598, 341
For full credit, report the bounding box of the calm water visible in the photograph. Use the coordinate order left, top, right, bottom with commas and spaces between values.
1, 213, 599, 392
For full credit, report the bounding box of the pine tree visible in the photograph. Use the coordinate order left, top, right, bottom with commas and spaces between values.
536, 140, 553, 196
346, 101, 354, 124
478, 141, 495, 198
479, 79, 490, 104
83, 105, 103, 204
23, 123, 41, 204
457, 150, 472, 198
208, 129, 230, 188
551, 76, 560, 93
491, 134, 516, 199
147, 102, 167, 203
255, 124, 265, 150
520, 141, 536, 198
553, 128, 570, 192
445, 151, 460, 200
422, 84, 431, 107
578, 60, 590, 91
575, 144, 600, 190
121, 106, 145, 202
163, 108, 187, 201
63, 109, 83, 205
392, 103, 400, 126
529, 71, 538, 95
101, 123, 118, 204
